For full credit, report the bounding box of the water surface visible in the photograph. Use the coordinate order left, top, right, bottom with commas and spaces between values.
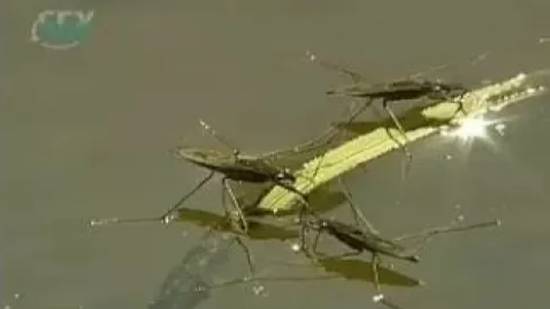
2, 1, 550, 308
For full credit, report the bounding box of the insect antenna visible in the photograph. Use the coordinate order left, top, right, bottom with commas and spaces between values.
305, 98, 375, 182
269, 130, 335, 161
407, 63, 450, 81
259, 112, 351, 165
199, 119, 241, 156
306, 50, 365, 83
406, 51, 490, 81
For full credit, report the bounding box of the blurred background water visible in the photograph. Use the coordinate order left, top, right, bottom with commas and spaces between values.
2, 1, 550, 308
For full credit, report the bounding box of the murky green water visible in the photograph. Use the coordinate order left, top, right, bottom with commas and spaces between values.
2, 1, 550, 308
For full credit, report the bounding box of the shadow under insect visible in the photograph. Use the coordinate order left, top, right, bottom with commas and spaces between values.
300, 190, 500, 309
316, 257, 420, 287
177, 207, 299, 241
243, 184, 349, 217
333, 102, 456, 137
175, 203, 422, 288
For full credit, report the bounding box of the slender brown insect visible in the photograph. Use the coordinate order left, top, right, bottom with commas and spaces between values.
308, 51, 470, 158
303, 186, 500, 306
91, 119, 332, 234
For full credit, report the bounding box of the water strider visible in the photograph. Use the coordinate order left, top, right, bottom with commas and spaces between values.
307, 51, 471, 158
302, 188, 500, 307
91, 119, 336, 234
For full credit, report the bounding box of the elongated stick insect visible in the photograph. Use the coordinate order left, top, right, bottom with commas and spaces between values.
308, 51, 471, 158
302, 188, 500, 305
92, 119, 328, 235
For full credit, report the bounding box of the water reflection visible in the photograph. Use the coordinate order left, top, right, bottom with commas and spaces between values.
151, 188, 421, 308
177, 207, 299, 241
244, 185, 348, 216
148, 231, 232, 309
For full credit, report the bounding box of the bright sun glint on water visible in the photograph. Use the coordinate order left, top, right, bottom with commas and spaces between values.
454, 117, 491, 140
443, 116, 496, 141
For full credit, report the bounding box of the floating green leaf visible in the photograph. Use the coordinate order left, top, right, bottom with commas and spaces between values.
258, 72, 546, 213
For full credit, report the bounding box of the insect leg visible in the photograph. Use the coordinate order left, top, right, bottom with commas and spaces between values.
381, 100, 413, 179
260, 97, 367, 165
338, 250, 362, 258
297, 220, 320, 259
371, 252, 382, 292
309, 98, 375, 178
220, 178, 230, 213
338, 177, 379, 235
273, 182, 316, 254
161, 171, 216, 222
234, 236, 256, 278
311, 228, 324, 257
393, 219, 501, 253
344, 98, 375, 126
371, 252, 403, 309
298, 204, 309, 253
429, 89, 469, 117
261, 99, 374, 179
382, 100, 412, 158
273, 181, 311, 213
260, 124, 341, 162
456, 92, 468, 115
222, 178, 249, 234
446, 91, 469, 116
368, 253, 404, 309
320, 250, 362, 260
92, 170, 218, 226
